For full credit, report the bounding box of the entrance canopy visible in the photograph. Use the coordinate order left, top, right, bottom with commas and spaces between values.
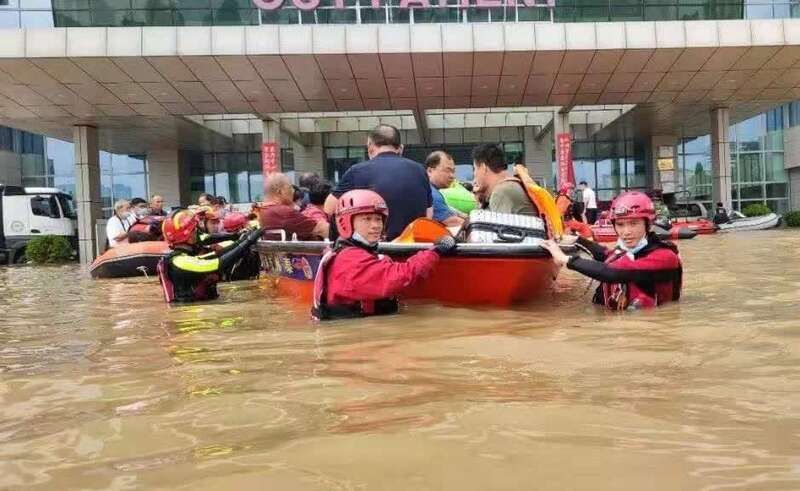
0, 19, 799, 151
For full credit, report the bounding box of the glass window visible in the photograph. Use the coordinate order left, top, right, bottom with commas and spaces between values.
765, 152, 785, 181
596, 158, 624, 190
46, 137, 74, 176
790, 101, 800, 127
22, 176, 48, 188
0, 10, 19, 26
21, 0, 54, 9
739, 184, 763, 200
110, 154, 146, 174
20, 10, 54, 26
53, 0, 89, 7
30, 196, 59, 218
745, 3, 774, 19
213, 156, 230, 202
0, 127, 12, 151
626, 158, 647, 188
111, 173, 148, 201
766, 182, 788, 199
225, 153, 250, 203
54, 175, 76, 198
736, 114, 765, 152
54, 10, 91, 26
682, 135, 709, 154
738, 153, 763, 182
56, 193, 77, 219
21, 154, 46, 177
573, 159, 596, 188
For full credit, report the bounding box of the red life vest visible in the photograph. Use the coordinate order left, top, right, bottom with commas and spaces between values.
598, 241, 682, 310
312, 240, 399, 321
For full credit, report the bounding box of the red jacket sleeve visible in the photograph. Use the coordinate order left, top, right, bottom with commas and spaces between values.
330, 248, 440, 302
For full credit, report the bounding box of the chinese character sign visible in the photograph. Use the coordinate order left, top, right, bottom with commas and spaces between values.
262, 142, 279, 176
556, 132, 574, 188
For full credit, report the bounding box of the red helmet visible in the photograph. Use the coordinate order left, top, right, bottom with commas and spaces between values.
559, 182, 575, 194
162, 210, 200, 245
610, 191, 655, 222
222, 212, 248, 232
336, 190, 388, 240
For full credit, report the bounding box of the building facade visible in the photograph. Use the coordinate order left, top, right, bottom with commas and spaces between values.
1, 0, 800, 260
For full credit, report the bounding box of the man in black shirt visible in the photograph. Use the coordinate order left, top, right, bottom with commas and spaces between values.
325, 125, 432, 241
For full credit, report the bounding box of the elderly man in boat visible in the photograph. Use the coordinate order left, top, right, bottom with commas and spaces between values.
259, 173, 329, 241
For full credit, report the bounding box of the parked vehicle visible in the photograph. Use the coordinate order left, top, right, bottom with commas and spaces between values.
0, 185, 77, 264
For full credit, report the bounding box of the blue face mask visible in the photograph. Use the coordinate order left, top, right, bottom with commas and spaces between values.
351, 231, 377, 247
616, 236, 648, 257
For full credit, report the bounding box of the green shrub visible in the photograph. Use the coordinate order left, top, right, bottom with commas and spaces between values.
25, 235, 74, 264
742, 203, 772, 217
785, 210, 800, 228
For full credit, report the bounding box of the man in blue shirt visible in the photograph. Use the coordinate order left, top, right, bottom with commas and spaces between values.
324, 125, 432, 240
425, 151, 465, 227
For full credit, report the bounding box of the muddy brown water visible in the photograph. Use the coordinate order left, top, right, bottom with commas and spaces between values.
1, 230, 799, 490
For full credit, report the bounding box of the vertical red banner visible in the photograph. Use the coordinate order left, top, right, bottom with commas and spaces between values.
261, 142, 279, 175
556, 132, 575, 188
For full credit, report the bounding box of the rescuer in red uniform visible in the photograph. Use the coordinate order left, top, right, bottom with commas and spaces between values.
312, 189, 456, 320
542, 191, 682, 310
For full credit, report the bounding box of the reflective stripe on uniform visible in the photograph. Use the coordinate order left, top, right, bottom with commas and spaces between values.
172, 254, 220, 273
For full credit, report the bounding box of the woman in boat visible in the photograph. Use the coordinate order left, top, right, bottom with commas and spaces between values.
157, 209, 263, 303
312, 189, 456, 321
541, 191, 682, 311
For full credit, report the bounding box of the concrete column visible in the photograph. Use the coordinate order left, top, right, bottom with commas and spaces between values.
523, 126, 553, 187
711, 107, 733, 210
146, 147, 183, 208
262, 119, 281, 171
73, 125, 101, 264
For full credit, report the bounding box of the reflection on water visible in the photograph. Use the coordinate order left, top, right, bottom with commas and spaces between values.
1, 230, 799, 490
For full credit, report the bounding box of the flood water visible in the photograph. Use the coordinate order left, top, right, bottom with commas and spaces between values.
1, 230, 799, 490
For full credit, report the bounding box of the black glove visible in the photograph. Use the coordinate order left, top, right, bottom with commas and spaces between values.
433, 235, 457, 256
245, 227, 263, 245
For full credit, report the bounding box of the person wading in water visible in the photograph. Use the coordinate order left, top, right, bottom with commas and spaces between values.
541, 191, 683, 310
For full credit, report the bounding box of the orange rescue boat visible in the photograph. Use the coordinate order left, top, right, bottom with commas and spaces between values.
257, 240, 568, 307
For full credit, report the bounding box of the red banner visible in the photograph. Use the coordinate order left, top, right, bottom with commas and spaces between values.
556, 132, 575, 188
261, 142, 279, 176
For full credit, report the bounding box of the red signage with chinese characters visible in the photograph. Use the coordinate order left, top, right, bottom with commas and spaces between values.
556, 132, 575, 188
261, 142, 279, 177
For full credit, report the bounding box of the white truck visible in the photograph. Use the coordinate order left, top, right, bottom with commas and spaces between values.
0, 185, 78, 264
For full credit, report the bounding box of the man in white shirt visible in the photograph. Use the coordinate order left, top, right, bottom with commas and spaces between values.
106, 199, 133, 248
579, 181, 598, 224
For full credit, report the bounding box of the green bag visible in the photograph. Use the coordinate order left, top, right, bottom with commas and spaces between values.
441, 182, 477, 214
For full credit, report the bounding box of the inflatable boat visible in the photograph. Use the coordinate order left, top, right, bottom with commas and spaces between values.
89, 241, 170, 279
717, 212, 782, 232
257, 240, 571, 307
670, 217, 717, 235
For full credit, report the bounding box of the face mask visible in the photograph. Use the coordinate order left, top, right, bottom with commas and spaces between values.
351, 231, 376, 246
616, 236, 648, 258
